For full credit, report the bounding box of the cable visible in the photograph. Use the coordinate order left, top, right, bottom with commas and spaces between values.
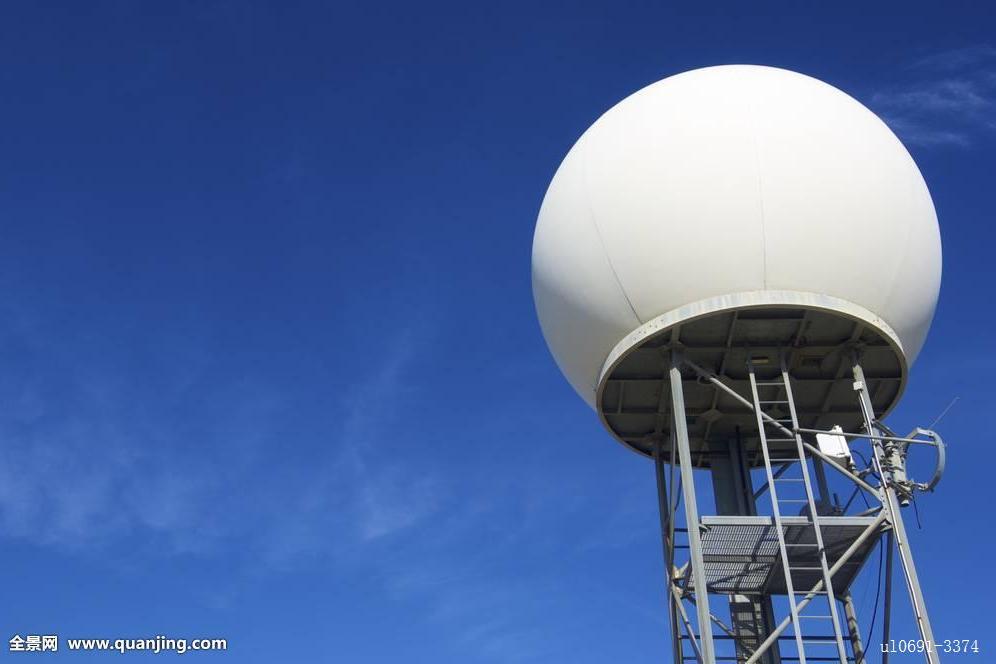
851, 450, 881, 484
856, 472, 871, 511
864, 539, 885, 652
852, 450, 870, 468
911, 493, 923, 530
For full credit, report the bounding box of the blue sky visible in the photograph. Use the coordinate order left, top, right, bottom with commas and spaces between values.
1, 1, 994, 661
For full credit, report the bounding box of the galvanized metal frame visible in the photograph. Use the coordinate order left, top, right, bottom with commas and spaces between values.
747, 358, 812, 661
851, 356, 938, 664
649, 349, 941, 664
670, 350, 717, 662
747, 353, 849, 663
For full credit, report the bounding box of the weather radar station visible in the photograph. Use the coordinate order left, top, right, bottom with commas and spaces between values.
532, 65, 948, 664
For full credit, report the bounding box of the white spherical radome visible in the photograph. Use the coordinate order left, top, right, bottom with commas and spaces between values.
532, 65, 941, 410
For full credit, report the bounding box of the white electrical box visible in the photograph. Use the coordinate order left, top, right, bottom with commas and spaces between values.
816, 425, 853, 465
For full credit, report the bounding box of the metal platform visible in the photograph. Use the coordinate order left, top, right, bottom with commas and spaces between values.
684, 515, 886, 596
597, 305, 906, 464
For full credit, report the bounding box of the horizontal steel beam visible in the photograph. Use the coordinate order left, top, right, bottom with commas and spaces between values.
626, 342, 891, 354
796, 427, 939, 446
604, 406, 865, 417
605, 375, 901, 384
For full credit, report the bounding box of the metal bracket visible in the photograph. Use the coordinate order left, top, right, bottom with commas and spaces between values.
907, 427, 946, 493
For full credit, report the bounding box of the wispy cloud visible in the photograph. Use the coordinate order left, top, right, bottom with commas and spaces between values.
869, 45, 996, 148
0, 287, 439, 558
0, 303, 569, 660
0, 289, 663, 662
254, 324, 445, 565
911, 44, 996, 72
338, 330, 441, 542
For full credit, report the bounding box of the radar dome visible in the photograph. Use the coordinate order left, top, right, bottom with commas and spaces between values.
532, 65, 941, 403
532, 65, 941, 427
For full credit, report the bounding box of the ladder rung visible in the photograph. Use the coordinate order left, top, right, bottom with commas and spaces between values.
779, 499, 808, 503
789, 566, 825, 570
775, 478, 805, 482
785, 543, 821, 548
769, 457, 800, 462
797, 615, 833, 619
767, 438, 798, 443
795, 590, 829, 595
760, 400, 789, 404
755, 381, 784, 386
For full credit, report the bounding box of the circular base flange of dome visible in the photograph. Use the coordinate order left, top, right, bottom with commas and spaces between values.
595, 291, 905, 465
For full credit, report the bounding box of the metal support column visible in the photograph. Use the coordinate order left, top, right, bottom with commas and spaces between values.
841, 591, 865, 664
711, 437, 781, 664
882, 531, 895, 664
851, 357, 938, 664
669, 351, 716, 663
654, 439, 683, 664
812, 458, 833, 513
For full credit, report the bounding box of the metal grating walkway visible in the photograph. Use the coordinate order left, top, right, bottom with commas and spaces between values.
685, 515, 884, 595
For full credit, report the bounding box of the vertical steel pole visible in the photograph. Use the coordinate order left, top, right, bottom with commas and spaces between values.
655, 439, 683, 664
669, 351, 716, 663
712, 437, 781, 664
851, 358, 938, 664
841, 591, 865, 664
812, 458, 832, 509
882, 532, 895, 664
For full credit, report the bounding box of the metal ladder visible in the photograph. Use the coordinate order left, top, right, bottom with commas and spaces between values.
747, 355, 849, 664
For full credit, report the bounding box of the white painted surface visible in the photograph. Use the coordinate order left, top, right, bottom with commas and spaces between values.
816, 426, 854, 465
532, 65, 941, 406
